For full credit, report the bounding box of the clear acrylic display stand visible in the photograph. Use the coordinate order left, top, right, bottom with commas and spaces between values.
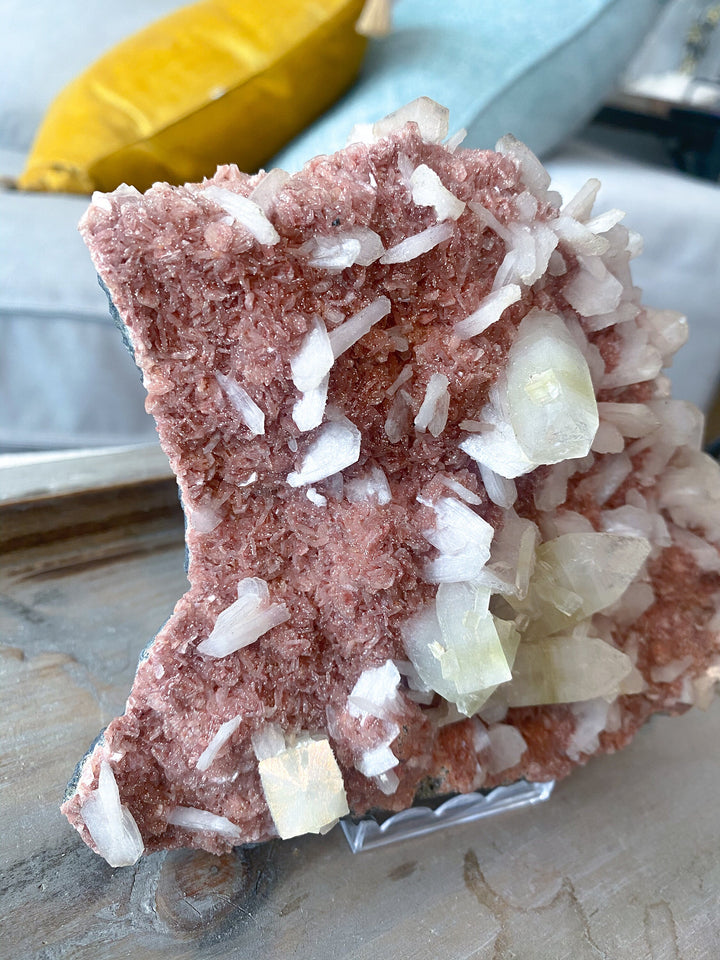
341, 780, 555, 854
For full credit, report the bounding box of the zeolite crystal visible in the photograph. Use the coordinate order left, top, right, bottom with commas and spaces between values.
62, 98, 720, 863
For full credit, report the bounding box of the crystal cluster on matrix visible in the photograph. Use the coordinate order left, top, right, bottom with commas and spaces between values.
63, 99, 720, 867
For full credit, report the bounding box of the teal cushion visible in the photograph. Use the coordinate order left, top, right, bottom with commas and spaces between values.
272, 0, 665, 170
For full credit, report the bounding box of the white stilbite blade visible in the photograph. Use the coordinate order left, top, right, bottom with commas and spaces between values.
287, 416, 362, 486
422, 496, 494, 583
380, 222, 454, 264
203, 186, 279, 245
454, 285, 522, 340
291, 317, 334, 392
167, 806, 243, 839
197, 578, 290, 658
196, 715, 243, 772
81, 761, 144, 867
328, 298, 391, 358
215, 373, 265, 435
410, 164, 466, 221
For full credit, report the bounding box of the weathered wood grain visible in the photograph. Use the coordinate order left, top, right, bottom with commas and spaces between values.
1, 478, 719, 959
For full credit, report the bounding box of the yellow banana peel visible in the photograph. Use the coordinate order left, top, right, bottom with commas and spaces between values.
19, 0, 367, 194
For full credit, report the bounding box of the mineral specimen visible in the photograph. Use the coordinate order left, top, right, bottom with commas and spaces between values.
62, 98, 720, 866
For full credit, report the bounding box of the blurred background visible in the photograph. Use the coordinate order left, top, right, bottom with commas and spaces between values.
1, 0, 719, 468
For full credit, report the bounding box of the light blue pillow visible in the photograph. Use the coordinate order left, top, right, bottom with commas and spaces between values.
273, 0, 665, 170
0, 0, 181, 158
0, 191, 156, 449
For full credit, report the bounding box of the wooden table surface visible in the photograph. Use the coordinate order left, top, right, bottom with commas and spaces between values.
1, 451, 719, 959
